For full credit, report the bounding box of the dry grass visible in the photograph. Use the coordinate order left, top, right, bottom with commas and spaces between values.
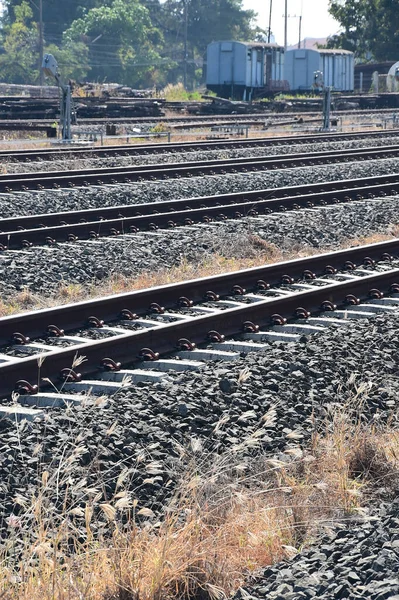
0, 388, 398, 600
1, 228, 399, 319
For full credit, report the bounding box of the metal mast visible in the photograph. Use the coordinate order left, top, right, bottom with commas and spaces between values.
298, 14, 302, 48
284, 0, 288, 51
268, 0, 273, 43
39, 0, 44, 86
183, 0, 188, 89
42, 54, 74, 141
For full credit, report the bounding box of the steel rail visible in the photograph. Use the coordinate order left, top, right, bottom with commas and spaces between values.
1, 143, 399, 192
3, 171, 399, 232
1, 267, 399, 399
1, 236, 399, 344
0, 106, 398, 128
1, 130, 398, 162
1, 236, 399, 343
2, 174, 399, 248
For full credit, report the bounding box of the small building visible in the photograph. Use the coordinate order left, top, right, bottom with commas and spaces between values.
206, 41, 286, 100
285, 48, 354, 92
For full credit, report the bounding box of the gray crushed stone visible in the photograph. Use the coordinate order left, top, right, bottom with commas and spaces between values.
0, 196, 398, 298
233, 501, 399, 599
4, 134, 399, 173
2, 157, 399, 218
1, 311, 399, 572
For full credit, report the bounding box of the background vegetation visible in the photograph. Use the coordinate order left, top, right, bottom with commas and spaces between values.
0, 1, 396, 89
0, 0, 257, 88
327, 0, 399, 62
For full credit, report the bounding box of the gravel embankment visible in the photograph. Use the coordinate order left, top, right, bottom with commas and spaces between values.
0, 196, 398, 298
2, 157, 399, 218
4, 134, 399, 173
233, 499, 399, 599
1, 312, 399, 558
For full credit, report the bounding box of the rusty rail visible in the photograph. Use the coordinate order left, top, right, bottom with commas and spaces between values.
0, 240, 399, 398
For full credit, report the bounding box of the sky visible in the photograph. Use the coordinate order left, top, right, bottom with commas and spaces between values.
242, 0, 341, 46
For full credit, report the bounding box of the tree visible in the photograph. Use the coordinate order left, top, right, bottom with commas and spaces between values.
0, 0, 258, 87
0, 1, 38, 83
64, 0, 168, 86
157, 0, 257, 87
45, 42, 90, 81
0, 1, 90, 84
2, 0, 103, 43
370, 0, 399, 61
328, 0, 399, 61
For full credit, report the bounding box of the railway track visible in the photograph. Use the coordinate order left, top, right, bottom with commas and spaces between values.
2, 129, 399, 163
2, 172, 399, 249
1, 143, 399, 193
2, 238, 399, 412
1, 106, 399, 129
3, 119, 399, 596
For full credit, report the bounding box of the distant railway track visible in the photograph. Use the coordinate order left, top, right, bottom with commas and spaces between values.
1, 129, 399, 162
2, 173, 399, 249
1, 143, 399, 193
0, 106, 399, 132
2, 239, 399, 407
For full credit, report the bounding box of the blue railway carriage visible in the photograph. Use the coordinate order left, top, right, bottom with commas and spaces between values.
285, 48, 354, 92
206, 41, 286, 100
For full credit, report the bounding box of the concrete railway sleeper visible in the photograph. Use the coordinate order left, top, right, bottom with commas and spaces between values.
1, 241, 399, 407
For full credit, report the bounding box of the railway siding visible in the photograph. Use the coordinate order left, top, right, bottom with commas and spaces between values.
0, 248, 397, 400
0, 298, 398, 568
3, 155, 399, 220
0, 194, 399, 300
1, 130, 399, 597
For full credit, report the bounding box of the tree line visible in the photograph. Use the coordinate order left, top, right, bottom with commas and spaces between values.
0, 0, 256, 87
1, 1, 397, 89
327, 0, 398, 63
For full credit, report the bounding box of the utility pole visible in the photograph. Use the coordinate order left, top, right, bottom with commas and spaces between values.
39, 0, 44, 86
298, 14, 302, 48
284, 0, 288, 51
183, 0, 188, 89
268, 0, 273, 43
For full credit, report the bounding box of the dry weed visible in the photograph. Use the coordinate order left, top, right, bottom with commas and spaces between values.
1, 229, 399, 319
0, 387, 398, 600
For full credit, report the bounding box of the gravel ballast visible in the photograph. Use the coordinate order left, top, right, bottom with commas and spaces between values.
0, 196, 398, 299
1, 312, 399, 584
2, 157, 399, 218
233, 499, 399, 599
4, 134, 399, 174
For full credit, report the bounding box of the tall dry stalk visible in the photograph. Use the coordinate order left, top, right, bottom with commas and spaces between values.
0, 385, 398, 599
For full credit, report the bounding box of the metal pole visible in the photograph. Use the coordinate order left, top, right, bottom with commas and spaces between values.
284, 0, 288, 51
298, 15, 302, 48
183, 0, 188, 89
64, 86, 71, 140
268, 0, 273, 43
39, 0, 44, 86
323, 87, 331, 131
